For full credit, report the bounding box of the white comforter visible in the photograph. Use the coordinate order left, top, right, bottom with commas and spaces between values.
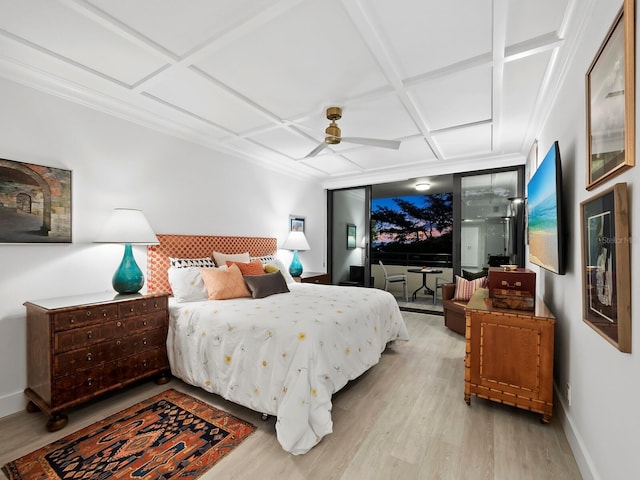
166, 282, 409, 454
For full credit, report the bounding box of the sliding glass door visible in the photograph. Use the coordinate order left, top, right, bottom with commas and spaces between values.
453, 166, 525, 274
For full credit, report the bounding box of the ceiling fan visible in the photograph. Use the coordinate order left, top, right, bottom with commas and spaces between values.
303, 106, 401, 158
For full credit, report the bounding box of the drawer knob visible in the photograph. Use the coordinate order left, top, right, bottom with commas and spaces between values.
142, 320, 147, 326
102, 311, 107, 317
87, 378, 93, 386
142, 360, 148, 367
142, 339, 148, 346
117, 321, 122, 327
142, 302, 147, 307
87, 331, 92, 339
116, 340, 121, 346
86, 311, 91, 316
130, 307, 134, 312
86, 353, 92, 361
154, 302, 158, 308
69, 317, 75, 324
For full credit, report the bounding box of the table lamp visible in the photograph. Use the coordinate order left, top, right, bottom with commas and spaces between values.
95, 208, 159, 294
282, 230, 310, 276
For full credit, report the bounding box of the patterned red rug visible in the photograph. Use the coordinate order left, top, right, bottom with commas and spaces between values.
2, 388, 255, 479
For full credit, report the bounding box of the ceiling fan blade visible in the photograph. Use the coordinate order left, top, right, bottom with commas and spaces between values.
340, 137, 401, 149
304, 142, 329, 158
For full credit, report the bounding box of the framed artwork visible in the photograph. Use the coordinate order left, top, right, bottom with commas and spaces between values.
347, 224, 356, 249
580, 183, 631, 352
585, 0, 635, 190
290, 216, 305, 232
0, 158, 72, 243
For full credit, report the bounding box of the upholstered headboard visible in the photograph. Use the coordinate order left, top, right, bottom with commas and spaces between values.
147, 234, 278, 294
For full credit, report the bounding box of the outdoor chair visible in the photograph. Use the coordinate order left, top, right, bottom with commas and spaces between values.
379, 260, 408, 302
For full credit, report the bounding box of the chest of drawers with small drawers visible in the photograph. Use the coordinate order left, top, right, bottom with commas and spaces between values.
24, 292, 170, 431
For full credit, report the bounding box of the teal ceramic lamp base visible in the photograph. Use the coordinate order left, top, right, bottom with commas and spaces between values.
289, 249, 303, 276
112, 244, 144, 294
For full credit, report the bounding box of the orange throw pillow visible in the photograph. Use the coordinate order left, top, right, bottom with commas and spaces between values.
200, 264, 251, 300
226, 259, 265, 276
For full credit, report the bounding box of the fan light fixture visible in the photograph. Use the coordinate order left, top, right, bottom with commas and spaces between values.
415, 183, 431, 191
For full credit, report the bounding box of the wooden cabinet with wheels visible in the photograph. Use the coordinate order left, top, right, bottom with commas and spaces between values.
464, 298, 555, 423
24, 292, 171, 431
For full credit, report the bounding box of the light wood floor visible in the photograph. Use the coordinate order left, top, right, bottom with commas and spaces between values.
0, 312, 581, 479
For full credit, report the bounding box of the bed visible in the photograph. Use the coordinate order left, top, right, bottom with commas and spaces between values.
147, 234, 409, 455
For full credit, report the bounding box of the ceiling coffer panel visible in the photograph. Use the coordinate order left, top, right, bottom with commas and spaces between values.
0, 0, 577, 183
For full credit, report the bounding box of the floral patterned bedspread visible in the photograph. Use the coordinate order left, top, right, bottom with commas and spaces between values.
166, 283, 409, 454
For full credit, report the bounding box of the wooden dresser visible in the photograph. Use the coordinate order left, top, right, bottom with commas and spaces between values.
24, 292, 170, 431
464, 297, 555, 423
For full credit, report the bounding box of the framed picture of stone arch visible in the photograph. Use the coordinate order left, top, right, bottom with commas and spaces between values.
0, 158, 72, 243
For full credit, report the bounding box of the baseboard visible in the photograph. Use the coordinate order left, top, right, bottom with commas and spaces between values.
0, 389, 26, 419
553, 381, 599, 480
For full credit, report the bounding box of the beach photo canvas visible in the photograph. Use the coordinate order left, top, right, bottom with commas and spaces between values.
527, 142, 564, 274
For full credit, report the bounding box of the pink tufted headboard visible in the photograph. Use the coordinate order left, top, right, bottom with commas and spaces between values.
147, 234, 278, 294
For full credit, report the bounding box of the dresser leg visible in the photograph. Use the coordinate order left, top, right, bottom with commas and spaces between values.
464, 394, 471, 405
541, 414, 551, 424
46, 414, 68, 432
155, 372, 171, 385
26, 400, 40, 413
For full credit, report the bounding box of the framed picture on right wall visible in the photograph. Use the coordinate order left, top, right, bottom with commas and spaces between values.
585, 0, 635, 190
580, 183, 631, 352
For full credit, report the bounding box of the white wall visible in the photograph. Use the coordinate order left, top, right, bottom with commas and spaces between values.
0, 77, 326, 417
531, 1, 639, 478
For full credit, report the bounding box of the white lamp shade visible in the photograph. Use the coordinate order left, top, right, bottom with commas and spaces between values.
282, 231, 310, 251
94, 208, 159, 245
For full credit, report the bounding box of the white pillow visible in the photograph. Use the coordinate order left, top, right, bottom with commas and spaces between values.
212, 251, 250, 267
265, 258, 296, 284
168, 266, 227, 302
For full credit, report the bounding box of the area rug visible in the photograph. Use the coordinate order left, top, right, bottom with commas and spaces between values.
2, 388, 255, 479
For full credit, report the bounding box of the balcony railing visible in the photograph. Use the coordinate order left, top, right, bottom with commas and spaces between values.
371, 251, 452, 268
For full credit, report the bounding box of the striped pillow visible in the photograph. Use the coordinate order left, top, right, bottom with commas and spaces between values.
169, 257, 215, 269
453, 275, 486, 301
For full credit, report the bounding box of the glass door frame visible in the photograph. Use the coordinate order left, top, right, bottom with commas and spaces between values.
327, 186, 372, 287
453, 165, 525, 276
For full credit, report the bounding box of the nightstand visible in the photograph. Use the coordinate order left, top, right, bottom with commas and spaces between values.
295, 272, 332, 284
24, 292, 171, 431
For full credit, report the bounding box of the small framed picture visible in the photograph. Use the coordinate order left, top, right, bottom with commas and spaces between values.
347, 224, 356, 249
580, 183, 631, 352
290, 216, 305, 232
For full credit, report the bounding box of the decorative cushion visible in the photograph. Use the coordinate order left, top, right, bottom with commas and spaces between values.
200, 264, 251, 300
169, 257, 215, 269
226, 259, 265, 276
453, 275, 486, 301
250, 254, 277, 265
263, 264, 280, 274
212, 251, 250, 267
462, 269, 488, 281
243, 271, 290, 299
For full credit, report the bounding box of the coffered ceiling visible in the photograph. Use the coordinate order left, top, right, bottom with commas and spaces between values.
0, 0, 578, 189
